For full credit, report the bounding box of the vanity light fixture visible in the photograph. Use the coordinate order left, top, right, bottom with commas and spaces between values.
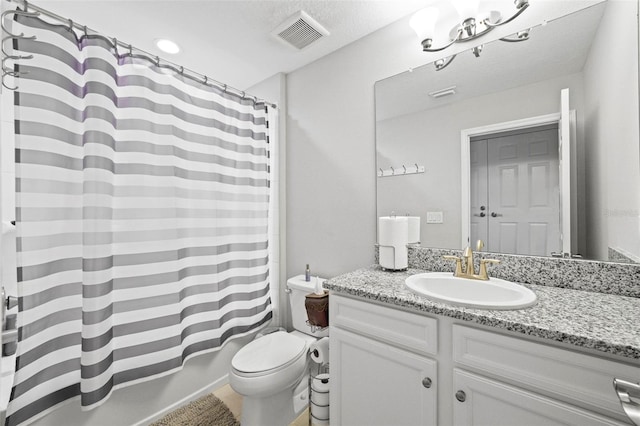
155, 38, 180, 54
410, 0, 530, 71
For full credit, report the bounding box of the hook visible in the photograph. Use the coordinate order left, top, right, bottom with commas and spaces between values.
402, 165, 407, 174
1, 36, 33, 59
379, 168, 384, 176
2, 76, 18, 91
390, 166, 395, 175
1, 68, 28, 90
1, 9, 39, 39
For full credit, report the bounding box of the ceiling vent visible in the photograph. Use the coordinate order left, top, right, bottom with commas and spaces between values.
272, 11, 329, 50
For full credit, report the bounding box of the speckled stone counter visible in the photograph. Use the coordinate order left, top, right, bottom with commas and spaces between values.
325, 265, 640, 362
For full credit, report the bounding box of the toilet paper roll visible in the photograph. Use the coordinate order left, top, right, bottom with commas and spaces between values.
309, 337, 329, 364
378, 216, 408, 246
407, 216, 421, 244
311, 403, 329, 421
378, 216, 409, 270
311, 373, 330, 406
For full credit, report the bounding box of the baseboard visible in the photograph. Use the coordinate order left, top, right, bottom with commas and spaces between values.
132, 374, 230, 426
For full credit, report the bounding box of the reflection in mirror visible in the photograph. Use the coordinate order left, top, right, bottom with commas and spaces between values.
375, 1, 640, 263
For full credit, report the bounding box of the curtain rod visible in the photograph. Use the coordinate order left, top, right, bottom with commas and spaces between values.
5, 0, 277, 109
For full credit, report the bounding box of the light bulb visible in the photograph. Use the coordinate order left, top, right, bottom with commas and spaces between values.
409, 7, 439, 42
450, 0, 479, 20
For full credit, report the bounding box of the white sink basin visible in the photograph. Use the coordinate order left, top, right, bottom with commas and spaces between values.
405, 272, 537, 310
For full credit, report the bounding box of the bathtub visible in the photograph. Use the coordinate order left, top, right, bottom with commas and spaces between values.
0, 352, 15, 422
1, 221, 17, 423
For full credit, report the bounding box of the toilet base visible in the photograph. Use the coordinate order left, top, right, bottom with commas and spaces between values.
240, 390, 297, 426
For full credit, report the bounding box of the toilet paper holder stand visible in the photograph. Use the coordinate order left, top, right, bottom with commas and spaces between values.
308, 361, 330, 426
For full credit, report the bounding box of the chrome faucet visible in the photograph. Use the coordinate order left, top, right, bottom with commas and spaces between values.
444, 240, 500, 280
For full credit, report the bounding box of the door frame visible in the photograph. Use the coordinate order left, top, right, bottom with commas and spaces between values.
460, 113, 564, 249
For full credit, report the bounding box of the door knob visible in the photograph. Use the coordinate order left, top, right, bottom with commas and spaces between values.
473, 212, 486, 217
422, 377, 432, 388
491, 212, 503, 218
455, 390, 466, 402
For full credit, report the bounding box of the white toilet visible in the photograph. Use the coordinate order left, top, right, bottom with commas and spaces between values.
229, 275, 329, 426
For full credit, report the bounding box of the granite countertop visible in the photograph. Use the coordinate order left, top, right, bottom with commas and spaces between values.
325, 265, 640, 362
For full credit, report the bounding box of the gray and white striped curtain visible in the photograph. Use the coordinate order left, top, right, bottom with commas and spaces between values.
7, 12, 272, 426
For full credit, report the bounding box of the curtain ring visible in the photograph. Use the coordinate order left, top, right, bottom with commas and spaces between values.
128, 44, 132, 57
83, 26, 88, 38
155, 56, 160, 66
113, 37, 118, 55
68, 19, 74, 32
179, 66, 184, 75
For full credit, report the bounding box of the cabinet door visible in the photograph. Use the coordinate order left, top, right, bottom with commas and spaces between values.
453, 369, 630, 426
330, 327, 437, 426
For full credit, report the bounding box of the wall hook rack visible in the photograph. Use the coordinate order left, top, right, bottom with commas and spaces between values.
378, 164, 425, 178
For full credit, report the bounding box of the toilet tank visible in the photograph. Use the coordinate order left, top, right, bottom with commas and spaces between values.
287, 275, 329, 338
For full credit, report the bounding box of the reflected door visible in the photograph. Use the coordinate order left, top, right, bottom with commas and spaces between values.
470, 126, 561, 255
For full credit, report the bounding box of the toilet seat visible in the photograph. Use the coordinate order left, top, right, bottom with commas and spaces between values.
231, 331, 307, 377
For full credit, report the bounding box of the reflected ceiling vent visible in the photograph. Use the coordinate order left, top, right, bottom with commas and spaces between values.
272, 11, 329, 50
428, 86, 457, 99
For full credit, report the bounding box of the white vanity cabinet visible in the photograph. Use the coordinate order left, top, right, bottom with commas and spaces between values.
329, 293, 639, 426
330, 294, 439, 426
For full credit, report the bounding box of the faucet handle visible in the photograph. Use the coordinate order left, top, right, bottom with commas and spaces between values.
443, 255, 464, 277
478, 258, 500, 280
476, 239, 484, 251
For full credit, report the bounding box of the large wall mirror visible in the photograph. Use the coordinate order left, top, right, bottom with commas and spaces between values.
375, 1, 640, 263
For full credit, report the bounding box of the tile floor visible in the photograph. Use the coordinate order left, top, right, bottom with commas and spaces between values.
213, 384, 309, 426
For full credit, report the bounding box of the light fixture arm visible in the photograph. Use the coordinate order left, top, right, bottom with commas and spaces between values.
500, 29, 530, 43
434, 55, 456, 71
483, 1, 529, 28
422, 28, 463, 52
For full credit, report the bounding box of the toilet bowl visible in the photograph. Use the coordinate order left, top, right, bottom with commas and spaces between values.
230, 331, 309, 398
229, 275, 329, 426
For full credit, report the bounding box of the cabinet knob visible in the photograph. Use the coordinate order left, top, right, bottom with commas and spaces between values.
455, 390, 466, 402
422, 377, 432, 388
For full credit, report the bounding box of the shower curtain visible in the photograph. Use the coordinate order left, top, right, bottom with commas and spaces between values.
6, 12, 272, 426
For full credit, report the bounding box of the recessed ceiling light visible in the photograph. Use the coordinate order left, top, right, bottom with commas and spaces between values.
155, 38, 180, 54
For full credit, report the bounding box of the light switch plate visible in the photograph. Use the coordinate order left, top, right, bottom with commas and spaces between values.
426, 211, 443, 224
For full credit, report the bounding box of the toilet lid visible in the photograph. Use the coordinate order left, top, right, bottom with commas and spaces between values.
232, 331, 307, 374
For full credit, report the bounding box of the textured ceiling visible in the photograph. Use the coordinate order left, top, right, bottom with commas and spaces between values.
36, 0, 435, 90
